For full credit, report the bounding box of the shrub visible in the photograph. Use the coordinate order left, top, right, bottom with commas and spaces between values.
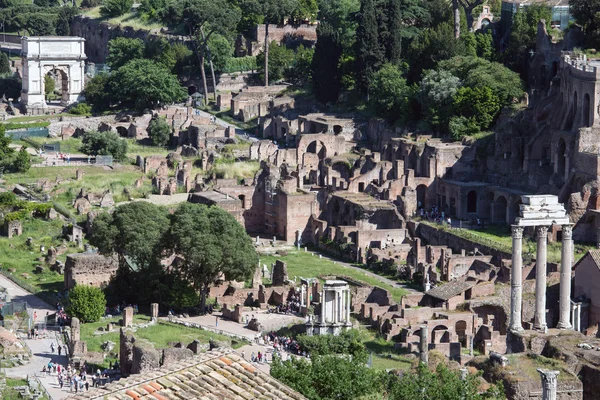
100, 0, 134, 18
13, 146, 31, 172
67, 285, 106, 323
148, 116, 171, 147
68, 102, 92, 115
80, 130, 128, 161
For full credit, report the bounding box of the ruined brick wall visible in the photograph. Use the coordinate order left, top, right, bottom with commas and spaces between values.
64, 253, 118, 290
276, 191, 316, 244
253, 24, 317, 55
470, 282, 495, 298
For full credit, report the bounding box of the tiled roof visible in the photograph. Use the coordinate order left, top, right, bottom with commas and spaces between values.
573, 249, 600, 271
65, 350, 306, 400
425, 280, 476, 301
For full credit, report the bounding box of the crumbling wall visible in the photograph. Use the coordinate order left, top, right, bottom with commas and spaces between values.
64, 253, 118, 290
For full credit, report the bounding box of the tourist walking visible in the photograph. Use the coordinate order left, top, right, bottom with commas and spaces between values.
58, 344, 62, 355
50, 342, 55, 353
215, 316, 218, 327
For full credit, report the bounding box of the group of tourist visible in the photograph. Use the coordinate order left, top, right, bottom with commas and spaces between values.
419, 205, 451, 226
55, 302, 68, 326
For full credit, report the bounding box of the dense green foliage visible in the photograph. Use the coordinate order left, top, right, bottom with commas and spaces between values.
107, 38, 145, 70
44, 74, 55, 97
257, 41, 295, 83
570, 0, 600, 47
0, 53, 11, 76
0, 124, 31, 173
101, 0, 134, 18
67, 285, 107, 323
68, 102, 92, 115
370, 64, 412, 121
80, 130, 129, 161
148, 116, 172, 146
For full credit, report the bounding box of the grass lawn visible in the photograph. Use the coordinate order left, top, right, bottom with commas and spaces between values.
361, 330, 412, 371
81, 7, 164, 30
257, 251, 407, 302
0, 217, 76, 302
81, 315, 246, 355
0, 377, 46, 400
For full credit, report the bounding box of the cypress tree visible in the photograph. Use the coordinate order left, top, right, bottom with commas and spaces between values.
387, 0, 403, 64
311, 22, 343, 104
355, 0, 385, 94
0, 53, 11, 76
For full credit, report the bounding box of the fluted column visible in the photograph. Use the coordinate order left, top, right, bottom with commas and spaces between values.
558, 224, 573, 329
345, 290, 351, 323
510, 225, 524, 332
534, 226, 549, 331
537, 369, 560, 400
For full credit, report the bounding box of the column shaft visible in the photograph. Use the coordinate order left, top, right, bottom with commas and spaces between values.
558, 225, 573, 329
537, 369, 559, 400
534, 226, 549, 330
346, 290, 351, 323
419, 326, 428, 364
510, 226, 524, 332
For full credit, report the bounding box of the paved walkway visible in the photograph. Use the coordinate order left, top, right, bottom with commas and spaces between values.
0, 274, 72, 399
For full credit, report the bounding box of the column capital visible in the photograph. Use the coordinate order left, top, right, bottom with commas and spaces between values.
537, 368, 560, 385
536, 225, 549, 238
562, 224, 573, 239
511, 225, 524, 239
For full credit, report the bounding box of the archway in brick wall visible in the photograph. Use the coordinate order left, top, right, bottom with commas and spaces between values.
455, 320, 467, 347
432, 325, 450, 343
583, 93, 591, 127
494, 196, 507, 224
306, 140, 327, 159
416, 184, 427, 209
467, 190, 477, 214
557, 138, 567, 179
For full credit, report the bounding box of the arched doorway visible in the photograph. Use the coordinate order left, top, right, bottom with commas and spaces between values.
44, 69, 69, 105
467, 191, 477, 214
306, 140, 327, 159
455, 320, 467, 347
239, 194, 246, 209
432, 325, 450, 343
495, 196, 507, 224
583, 93, 591, 127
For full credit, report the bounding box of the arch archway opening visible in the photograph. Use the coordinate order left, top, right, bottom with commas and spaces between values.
467, 191, 478, 214
44, 69, 68, 105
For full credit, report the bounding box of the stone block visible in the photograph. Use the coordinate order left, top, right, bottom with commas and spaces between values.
151, 303, 159, 320
161, 347, 193, 367
131, 341, 160, 375
71, 317, 81, 342
123, 307, 133, 327
272, 260, 288, 286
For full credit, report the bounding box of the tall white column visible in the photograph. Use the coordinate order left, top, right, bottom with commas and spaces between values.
537, 369, 560, 400
510, 225, 524, 332
419, 326, 428, 364
321, 288, 325, 324
346, 290, 351, 323
558, 224, 573, 329
534, 226, 549, 331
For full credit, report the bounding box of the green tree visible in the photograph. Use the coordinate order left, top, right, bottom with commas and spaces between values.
0, 76, 21, 100
66, 285, 106, 323
90, 202, 170, 269
14, 146, 31, 172
355, 0, 385, 93
161, 0, 241, 102
291, 0, 318, 23
139, 0, 167, 20
475, 31, 493, 60
241, 0, 299, 86
369, 63, 412, 121
107, 37, 145, 71
166, 203, 258, 312
56, 6, 79, 36
0, 53, 11, 75
317, 0, 360, 48
503, 5, 552, 76
80, 130, 129, 161
206, 34, 234, 73
0, 124, 13, 160
110, 58, 187, 110
83, 73, 112, 111
148, 116, 171, 146
27, 14, 55, 35
286, 45, 314, 86
388, 363, 504, 400
418, 69, 461, 132
311, 22, 343, 103
101, 0, 134, 18
81, 0, 102, 7
257, 41, 295, 83
44, 74, 55, 97
145, 39, 193, 74
453, 85, 500, 130
571, 0, 600, 47
437, 56, 523, 106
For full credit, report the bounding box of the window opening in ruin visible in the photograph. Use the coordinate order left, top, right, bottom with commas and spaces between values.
239, 194, 246, 209
416, 185, 427, 208
358, 182, 365, 192
467, 191, 477, 214
564, 91, 577, 131
557, 138, 567, 179
333, 125, 342, 135
116, 126, 128, 137
583, 93, 591, 127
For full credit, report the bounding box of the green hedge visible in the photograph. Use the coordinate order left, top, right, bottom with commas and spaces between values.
3, 121, 51, 130
222, 56, 257, 73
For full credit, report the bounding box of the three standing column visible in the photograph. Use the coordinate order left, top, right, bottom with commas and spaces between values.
534, 226, 549, 331
510, 225, 524, 332
557, 224, 573, 329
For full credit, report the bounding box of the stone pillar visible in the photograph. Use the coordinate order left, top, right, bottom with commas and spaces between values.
564, 155, 570, 182
71, 317, 80, 342
419, 326, 428, 364
321, 288, 326, 323
537, 369, 560, 400
558, 224, 573, 329
534, 226, 549, 331
151, 303, 159, 320
345, 290, 351, 323
510, 226, 524, 332
123, 306, 134, 328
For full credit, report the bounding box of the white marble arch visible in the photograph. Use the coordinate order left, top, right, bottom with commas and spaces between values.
21, 36, 86, 109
